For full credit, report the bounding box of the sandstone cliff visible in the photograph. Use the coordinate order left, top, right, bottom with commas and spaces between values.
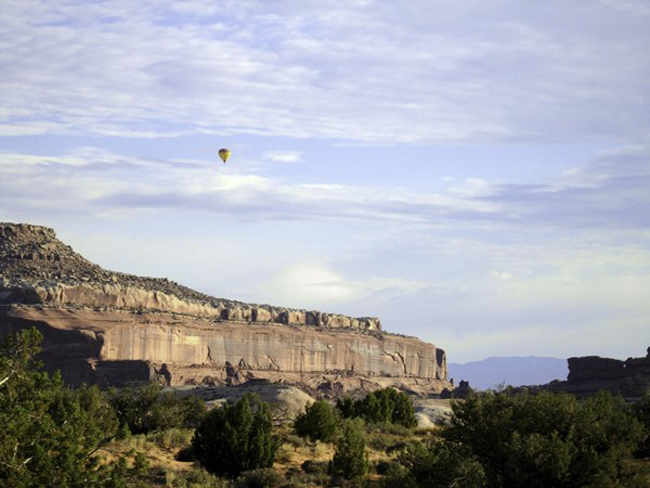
0, 223, 449, 396
543, 347, 650, 399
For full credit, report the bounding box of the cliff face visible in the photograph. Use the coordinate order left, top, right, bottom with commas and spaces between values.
542, 348, 650, 399
0, 223, 449, 396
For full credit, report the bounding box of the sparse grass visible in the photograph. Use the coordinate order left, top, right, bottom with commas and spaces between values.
272, 426, 337, 477
164, 468, 229, 488
97, 414, 648, 488
101, 431, 196, 486
147, 428, 194, 450
234, 468, 284, 487
274, 443, 294, 465
114, 419, 434, 485
362, 421, 430, 455
283, 432, 308, 450
94, 416, 453, 486
628, 458, 650, 487
284, 470, 330, 487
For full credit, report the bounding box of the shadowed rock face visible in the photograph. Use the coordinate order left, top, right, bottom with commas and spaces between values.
0, 223, 449, 395
539, 348, 650, 399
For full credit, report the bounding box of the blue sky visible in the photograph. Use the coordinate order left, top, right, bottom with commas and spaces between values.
1, 1, 649, 362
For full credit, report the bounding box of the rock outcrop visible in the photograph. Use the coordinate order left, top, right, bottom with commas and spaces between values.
0, 224, 380, 331
544, 347, 650, 399
0, 223, 449, 396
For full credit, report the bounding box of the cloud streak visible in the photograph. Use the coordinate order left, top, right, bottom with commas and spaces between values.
1, 143, 649, 232
1, 1, 648, 143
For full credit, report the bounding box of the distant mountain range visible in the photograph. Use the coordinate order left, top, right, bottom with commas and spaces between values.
448, 357, 569, 391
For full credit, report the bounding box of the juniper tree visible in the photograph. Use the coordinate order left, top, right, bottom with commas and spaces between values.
192, 393, 280, 479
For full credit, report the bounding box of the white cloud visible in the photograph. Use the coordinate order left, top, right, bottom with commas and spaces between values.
264, 264, 356, 308
1, 142, 649, 231
260, 262, 429, 310
263, 150, 302, 163
391, 241, 650, 362
491, 271, 514, 281
1, 1, 648, 143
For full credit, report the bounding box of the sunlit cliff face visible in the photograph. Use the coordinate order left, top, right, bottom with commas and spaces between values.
0, 222, 449, 392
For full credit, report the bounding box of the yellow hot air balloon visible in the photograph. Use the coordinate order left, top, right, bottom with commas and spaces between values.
218, 148, 231, 164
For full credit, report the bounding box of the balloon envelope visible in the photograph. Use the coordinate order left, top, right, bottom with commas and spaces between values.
218, 148, 231, 163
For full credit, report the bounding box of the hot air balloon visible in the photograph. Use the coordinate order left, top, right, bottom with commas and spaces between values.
218, 148, 231, 164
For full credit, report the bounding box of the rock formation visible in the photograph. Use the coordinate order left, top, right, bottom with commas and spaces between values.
0, 223, 450, 396
542, 347, 650, 399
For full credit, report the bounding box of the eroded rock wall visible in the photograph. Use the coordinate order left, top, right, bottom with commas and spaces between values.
0, 306, 448, 393
0, 223, 450, 394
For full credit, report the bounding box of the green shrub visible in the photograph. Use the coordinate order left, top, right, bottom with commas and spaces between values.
108, 384, 206, 434
165, 467, 229, 488
444, 390, 645, 487
632, 392, 650, 457
192, 393, 280, 479
374, 460, 403, 476
366, 430, 397, 452
301, 459, 329, 475
175, 445, 195, 462
0, 328, 143, 487
294, 399, 339, 442
180, 394, 208, 429
147, 427, 193, 449
381, 471, 419, 488
376, 420, 413, 436
234, 468, 284, 488
336, 388, 417, 428
397, 441, 486, 488
328, 421, 369, 480
336, 397, 356, 418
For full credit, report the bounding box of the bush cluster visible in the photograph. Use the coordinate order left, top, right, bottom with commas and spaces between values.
108, 383, 206, 434
234, 468, 285, 488
336, 387, 417, 428
328, 421, 369, 481
294, 399, 339, 442
0, 329, 148, 487
392, 389, 649, 488
192, 393, 280, 479
633, 392, 650, 457
395, 440, 485, 488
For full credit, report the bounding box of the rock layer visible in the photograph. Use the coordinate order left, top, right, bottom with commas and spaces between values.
0, 223, 449, 395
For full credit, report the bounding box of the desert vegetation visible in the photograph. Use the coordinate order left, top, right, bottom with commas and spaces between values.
192, 393, 279, 478
1, 328, 649, 487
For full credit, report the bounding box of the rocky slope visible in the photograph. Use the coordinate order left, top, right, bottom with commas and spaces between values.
0, 223, 449, 396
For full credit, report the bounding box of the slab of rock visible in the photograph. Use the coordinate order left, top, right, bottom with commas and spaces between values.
542, 347, 650, 399
0, 223, 450, 395
175, 381, 316, 420
413, 398, 454, 427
